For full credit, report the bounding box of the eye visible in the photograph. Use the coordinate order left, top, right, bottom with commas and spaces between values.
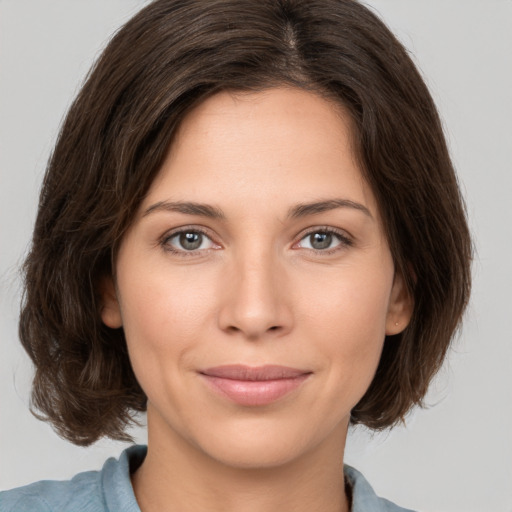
295, 229, 352, 252
163, 229, 218, 253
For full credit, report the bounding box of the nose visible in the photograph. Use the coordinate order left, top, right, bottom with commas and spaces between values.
217, 249, 293, 340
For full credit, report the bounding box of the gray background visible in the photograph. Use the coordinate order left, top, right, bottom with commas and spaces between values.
1, 1, 511, 511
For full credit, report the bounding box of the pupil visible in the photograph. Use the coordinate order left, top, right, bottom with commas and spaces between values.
179, 232, 202, 250
311, 232, 332, 250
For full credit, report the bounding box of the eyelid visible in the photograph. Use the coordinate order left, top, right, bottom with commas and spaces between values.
158, 224, 353, 257
160, 225, 222, 256
292, 226, 354, 252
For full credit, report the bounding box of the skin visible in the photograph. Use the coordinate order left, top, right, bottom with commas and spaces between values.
101, 87, 412, 512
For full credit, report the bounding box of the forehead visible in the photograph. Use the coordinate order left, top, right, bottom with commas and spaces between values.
142, 87, 377, 219
174, 87, 354, 161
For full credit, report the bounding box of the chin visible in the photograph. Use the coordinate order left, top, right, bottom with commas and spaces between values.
190, 413, 347, 471
204, 438, 308, 470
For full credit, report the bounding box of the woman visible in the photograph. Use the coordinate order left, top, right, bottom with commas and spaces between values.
1, 1, 471, 511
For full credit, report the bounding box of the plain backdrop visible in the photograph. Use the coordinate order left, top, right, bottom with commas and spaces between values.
1, 1, 511, 511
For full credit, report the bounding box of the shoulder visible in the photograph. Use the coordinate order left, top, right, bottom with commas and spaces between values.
344, 465, 417, 512
0, 445, 146, 512
0, 470, 103, 512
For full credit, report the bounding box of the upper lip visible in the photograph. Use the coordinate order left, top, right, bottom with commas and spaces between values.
200, 365, 310, 381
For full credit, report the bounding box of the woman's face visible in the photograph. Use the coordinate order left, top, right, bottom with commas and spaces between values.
101, 87, 411, 468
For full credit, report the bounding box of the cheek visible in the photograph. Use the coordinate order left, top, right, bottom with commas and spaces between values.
297, 262, 393, 385
299, 262, 392, 336
120, 263, 215, 343
115, 259, 220, 397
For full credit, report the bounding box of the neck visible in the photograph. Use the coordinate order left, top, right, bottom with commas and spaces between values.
132, 409, 350, 512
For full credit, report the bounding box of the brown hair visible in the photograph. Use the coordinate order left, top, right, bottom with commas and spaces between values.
20, 0, 472, 445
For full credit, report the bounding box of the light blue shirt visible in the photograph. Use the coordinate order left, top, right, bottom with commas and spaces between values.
0, 445, 415, 511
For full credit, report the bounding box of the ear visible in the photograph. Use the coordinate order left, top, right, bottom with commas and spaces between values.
385, 272, 414, 335
98, 276, 122, 328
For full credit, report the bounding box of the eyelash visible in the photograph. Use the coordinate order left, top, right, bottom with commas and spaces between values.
160, 226, 353, 257
160, 226, 218, 257
294, 227, 353, 255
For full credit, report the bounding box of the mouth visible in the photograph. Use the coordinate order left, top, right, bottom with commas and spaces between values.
199, 365, 312, 406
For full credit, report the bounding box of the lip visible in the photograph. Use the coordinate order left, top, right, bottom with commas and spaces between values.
199, 365, 311, 406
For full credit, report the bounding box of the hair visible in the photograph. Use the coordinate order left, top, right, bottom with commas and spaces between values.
19, 0, 472, 446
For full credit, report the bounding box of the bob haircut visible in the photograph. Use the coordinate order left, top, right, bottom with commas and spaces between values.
20, 0, 472, 446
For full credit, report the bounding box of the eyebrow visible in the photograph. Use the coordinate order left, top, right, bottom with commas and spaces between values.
288, 199, 373, 219
143, 201, 226, 219
142, 198, 372, 221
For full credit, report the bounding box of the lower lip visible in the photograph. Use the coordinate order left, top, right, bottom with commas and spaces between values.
200, 374, 310, 406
